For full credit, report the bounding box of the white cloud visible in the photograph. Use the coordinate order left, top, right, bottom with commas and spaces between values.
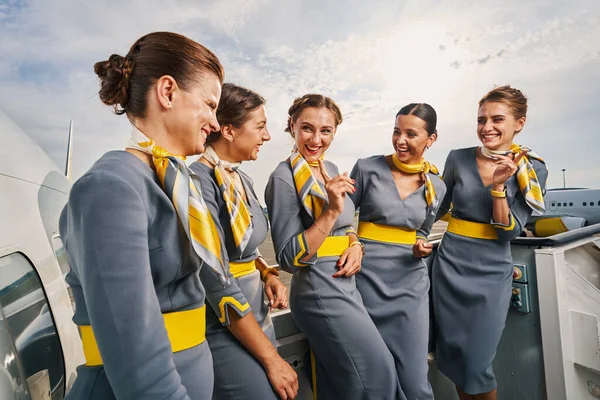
1, 0, 599, 203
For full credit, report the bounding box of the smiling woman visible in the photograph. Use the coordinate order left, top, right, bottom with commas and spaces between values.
265, 94, 405, 399
59, 32, 258, 400
432, 85, 548, 400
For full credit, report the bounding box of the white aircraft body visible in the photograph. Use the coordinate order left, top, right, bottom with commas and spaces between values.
0, 111, 84, 399
528, 188, 600, 236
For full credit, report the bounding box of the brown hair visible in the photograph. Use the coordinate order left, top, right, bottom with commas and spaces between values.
479, 85, 528, 130
94, 31, 224, 118
284, 94, 343, 137
206, 83, 266, 145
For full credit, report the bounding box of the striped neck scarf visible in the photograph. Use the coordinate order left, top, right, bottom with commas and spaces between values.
201, 145, 253, 253
127, 127, 229, 286
289, 150, 328, 220
391, 153, 440, 212
481, 143, 545, 213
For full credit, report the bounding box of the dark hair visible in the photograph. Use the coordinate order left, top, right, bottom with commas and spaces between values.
396, 103, 437, 136
479, 85, 528, 128
206, 83, 266, 145
94, 31, 224, 118
284, 94, 343, 137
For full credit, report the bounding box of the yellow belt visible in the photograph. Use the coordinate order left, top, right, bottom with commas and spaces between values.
317, 236, 350, 257
229, 260, 257, 278
357, 221, 417, 245
447, 216, 498, 240
80, 305, 206, 367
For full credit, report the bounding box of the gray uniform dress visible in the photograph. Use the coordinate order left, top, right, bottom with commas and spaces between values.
265, 159, 405, 400
60, 151, 249, 400
191, 162, 278, 400
432, 147, 548, 394
349, 155, 446, 400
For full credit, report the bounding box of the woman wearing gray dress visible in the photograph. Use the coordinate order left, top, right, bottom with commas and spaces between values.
59, 32, 250, 399
190, 83, 297, 400
432, 86, 548, 400
349, 103, 446, 400
265, 94, 405, 400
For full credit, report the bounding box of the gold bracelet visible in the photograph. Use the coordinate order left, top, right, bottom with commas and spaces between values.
491, 187, 507, 198
314, 220, 329, 235
261, 266, 280, 282
349, 241, 365, 255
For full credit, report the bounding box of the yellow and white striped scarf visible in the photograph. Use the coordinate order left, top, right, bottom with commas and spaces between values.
289, 151, 328, 220
127, 127, 229, 285
391, 153, 440, 212
481, 143, 545, 213
201, 146, 253, 253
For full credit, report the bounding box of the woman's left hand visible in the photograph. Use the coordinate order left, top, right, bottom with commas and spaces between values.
492, 151, 526, 187
412, 239, 433, 258
264, 274, 288, 310
333, 244, 362, 278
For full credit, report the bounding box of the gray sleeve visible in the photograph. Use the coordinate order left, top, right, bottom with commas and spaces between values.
348, 159, 363, 210
436, 150, 455, 221
493, 161, 549, 242
265, 175, 317, 274
64, 173, 191, 400
197, 173, 251, 325
418, 176, 448, 240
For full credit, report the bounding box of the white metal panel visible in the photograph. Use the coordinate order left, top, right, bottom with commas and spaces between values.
0, 111, 62, 184
536, 236, 600, 400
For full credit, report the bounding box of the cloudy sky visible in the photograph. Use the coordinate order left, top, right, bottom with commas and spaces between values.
1, 0, 599, 202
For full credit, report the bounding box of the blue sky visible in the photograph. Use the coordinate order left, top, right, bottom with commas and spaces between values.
1, 0, 599, 202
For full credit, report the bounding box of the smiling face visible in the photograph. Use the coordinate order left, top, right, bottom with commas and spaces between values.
230, 105, 271, 161
291, 107, 337, 162
392, 114, 436, 164
165, 74, 222, 156
477, 101, 525, 151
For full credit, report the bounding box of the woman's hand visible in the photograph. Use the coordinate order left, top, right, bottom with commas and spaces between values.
333, 244, 362, 278
319, 159, 355, 215
412, 239, 433, 258
263, 354, 299, 400
492, 151, 525, 188
264, 273, 288, 310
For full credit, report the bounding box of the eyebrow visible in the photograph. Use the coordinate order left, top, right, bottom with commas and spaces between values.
479, 114, 506, 119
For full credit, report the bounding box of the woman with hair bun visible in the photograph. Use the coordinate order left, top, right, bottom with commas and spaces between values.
60, 32, 251, 399
349, 103, 446, 400
432, 86, 548, 400
265, 94, 405, 400
190, 83, 298, 400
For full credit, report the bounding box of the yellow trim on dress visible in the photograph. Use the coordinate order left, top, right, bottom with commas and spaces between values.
80, 306, 207, 366
357, 221, 417, 245
218, 297, 251, 324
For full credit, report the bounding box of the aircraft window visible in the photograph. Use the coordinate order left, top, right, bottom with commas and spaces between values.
591, 202, 595, 206
0, 253, 65, 399
558, 203, 562, 207
570, 202, 573, 206
583, 202, 587, 206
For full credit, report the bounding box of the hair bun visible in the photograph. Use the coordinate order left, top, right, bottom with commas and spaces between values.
93, 54, 134, 114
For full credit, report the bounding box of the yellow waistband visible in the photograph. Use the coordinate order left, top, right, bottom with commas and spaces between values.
317, 236, 350, 257
80, 305, 206, 367
229, 260, 257, 278
447, 216, 498, 240
357, 221, 417, 245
